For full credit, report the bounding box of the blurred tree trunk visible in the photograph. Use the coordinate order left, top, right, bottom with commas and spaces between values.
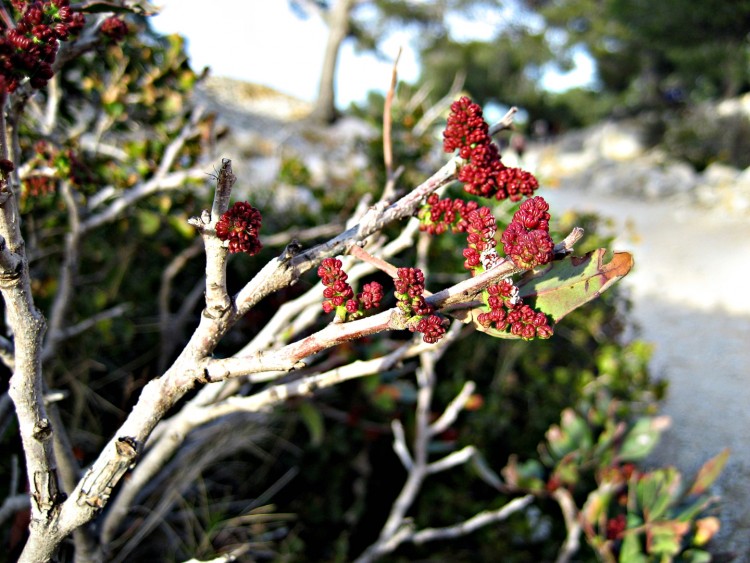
310, 0, 356, 124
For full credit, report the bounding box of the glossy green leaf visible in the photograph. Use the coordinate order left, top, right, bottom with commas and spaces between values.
618, 416, 670, 462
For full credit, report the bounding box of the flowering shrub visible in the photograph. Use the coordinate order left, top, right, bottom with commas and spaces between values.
0, 6, 723, 563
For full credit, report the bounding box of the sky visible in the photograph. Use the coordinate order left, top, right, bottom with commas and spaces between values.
150, 1, 594, 107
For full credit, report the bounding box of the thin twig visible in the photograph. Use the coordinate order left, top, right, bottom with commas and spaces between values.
553, 488, 583, 563
383, 48, 401, 181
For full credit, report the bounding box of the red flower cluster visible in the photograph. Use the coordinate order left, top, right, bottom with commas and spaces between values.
501, 196, 554, 270
0, 0, 86, 93
605, 513, 627, 541
318, 258, 383, 318
318, 258, 355, 314
477, 280, 553, 340
394, 267, 431, 315
443, 96, 539, 202
463, 206, 500, 275
414, 314, 449, 344
393, 267, 447, 344
215, 201, 263, 255
100, 16, 129, 43
417, 193, 478, 235
357, 281, 384, 311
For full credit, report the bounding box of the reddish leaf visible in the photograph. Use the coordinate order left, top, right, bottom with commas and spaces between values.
518, 249, 634, 322
688, 448, 730, 496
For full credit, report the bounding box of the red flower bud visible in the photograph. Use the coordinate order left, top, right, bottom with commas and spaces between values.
215, 201, 263, 255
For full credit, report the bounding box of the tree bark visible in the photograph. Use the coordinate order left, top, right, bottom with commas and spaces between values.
309, 0, 356, 124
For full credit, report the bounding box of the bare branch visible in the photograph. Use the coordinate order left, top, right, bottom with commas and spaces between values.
489, 106, 519, 137
410, 494, 535, 544
428, 380, 476, 437
553, 488, 583, 563
391, 419, 413, 470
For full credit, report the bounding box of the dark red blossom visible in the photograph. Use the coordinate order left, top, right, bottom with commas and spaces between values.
394, 267, 434, 317
477, 280, 553, 340
443, 96, 540, 201
318, 260, 383, 319
463, 206, 500, 275
394, 267, 426, 300
413, 314, 448, 344
417, 193, 478, 235
442, 96, 488, 153
0, 0, 86, 93
318, 258, 354, 314
501, 196, 554, 270
606, 513, 627, 541
358, 281, 383, 310
507, 304, 553, 340
215, 201, 263, 255
100, 16, 129, 42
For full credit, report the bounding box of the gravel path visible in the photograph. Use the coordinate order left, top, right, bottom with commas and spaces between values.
542, 186, 750, 559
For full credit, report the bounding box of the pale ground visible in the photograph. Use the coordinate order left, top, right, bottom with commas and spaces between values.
541, 185, 750, 560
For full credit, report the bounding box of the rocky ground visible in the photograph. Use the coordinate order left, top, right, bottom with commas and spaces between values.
524, 130, 750, 559
197, 77, 750, 559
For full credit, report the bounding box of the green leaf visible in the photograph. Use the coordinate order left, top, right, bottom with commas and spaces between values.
518, 249, 634, 322
647, 521, 690, 556
688, 448, 730, 496
137, 210, 161, 236
546, 408, 593, 460
298, 401, 325, 447
619, 529, 648, 563
501, 455, 546, 492
636, 468, 682, 522
618, 416, 670, 462
580, 486, 613, 526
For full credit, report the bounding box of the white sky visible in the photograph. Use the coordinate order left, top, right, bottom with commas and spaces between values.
150, 1, 594, 106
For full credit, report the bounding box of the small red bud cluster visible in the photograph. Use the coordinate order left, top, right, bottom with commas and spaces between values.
100, 16, 129, 43
357, 281, 384, 311
394, 267, 447, 343
317, 258, 383, 319
477, 280, 553, 340
0, 0, 86, 93
443, 96, 539, 202
215, 201, 263, 255
394, 267, 431, 315
318, 258, 355, 314
417, 193, 478, 235
462, 206, 500, 275
501, 196, 554, 270
605, 513, 627, 541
